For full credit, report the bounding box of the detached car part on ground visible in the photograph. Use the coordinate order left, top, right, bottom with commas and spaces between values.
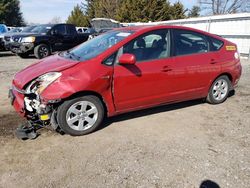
8, 24, 90, 59
9, 25, 242, 139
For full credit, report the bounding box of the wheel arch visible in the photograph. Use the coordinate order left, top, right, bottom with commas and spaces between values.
35, 41, 52, 52
208, 72, 233, 93
62, 90, 109, 117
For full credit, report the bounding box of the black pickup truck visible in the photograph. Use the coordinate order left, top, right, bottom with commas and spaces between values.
9, 24, 90, 59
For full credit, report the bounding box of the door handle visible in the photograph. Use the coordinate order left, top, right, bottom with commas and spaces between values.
210, 59, 218, 64
101, 75, 110, 80
162, 66, 172, 72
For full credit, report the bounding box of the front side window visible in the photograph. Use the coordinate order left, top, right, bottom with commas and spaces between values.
122, 29, 170, 62
173, 29, 209, 56
53, 25, 66, 35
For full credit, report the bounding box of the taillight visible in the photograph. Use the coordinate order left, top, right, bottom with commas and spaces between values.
234, 51, 240, 60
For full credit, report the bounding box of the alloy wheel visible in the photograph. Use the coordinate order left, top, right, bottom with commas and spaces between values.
66, 101, 98, 131
212, 79, 229, 101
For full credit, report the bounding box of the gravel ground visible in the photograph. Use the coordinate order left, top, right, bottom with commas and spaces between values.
0, 51, 249, 188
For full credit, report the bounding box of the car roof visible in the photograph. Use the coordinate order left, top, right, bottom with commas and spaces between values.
116, 25, 224, 41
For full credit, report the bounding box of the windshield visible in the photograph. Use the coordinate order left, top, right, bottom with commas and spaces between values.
0, 25, 7, 34
31, 25, 53, 34
22, 26, 36, 33
63, 30, 134, 61
10, 28, 21, 32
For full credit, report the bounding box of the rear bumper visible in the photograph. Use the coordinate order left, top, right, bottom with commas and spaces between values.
9, 42, 34, 54
232, 61, 242, 88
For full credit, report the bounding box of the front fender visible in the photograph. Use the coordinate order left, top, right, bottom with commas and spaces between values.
40, 63, 116, 116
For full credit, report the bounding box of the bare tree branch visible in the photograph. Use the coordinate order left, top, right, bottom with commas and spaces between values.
199, 0, 250, 15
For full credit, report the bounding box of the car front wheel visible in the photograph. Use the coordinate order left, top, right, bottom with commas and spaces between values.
207, 75, 231, 104
34, 44, 51, 59
57, 95, 104, 136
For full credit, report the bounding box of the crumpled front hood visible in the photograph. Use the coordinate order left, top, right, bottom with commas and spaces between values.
13, 54, 79, 89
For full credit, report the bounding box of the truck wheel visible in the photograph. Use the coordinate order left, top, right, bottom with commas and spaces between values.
34, 44, 51, 59
207, 75, 231, 104
57, 95, 105, 136
17, 53, 29, 58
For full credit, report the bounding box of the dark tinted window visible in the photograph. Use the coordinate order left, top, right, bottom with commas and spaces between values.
53, 25, 66, 35
67, 25, 77, 35
210, 37, 223, 51
123, 29, 170, 62
174, 29, 209, 56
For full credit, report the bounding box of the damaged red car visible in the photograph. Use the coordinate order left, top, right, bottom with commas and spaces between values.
9, 25, 242, 137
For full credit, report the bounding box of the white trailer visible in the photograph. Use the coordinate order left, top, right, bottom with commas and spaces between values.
122, 13, 250, 58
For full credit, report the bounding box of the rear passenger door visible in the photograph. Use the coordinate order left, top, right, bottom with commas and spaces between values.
170, 29, 220, 100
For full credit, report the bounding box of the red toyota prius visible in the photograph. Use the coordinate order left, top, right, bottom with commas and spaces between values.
9, 25, 242, 136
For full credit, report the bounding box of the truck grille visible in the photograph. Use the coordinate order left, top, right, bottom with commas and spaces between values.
12, 37, 21, 42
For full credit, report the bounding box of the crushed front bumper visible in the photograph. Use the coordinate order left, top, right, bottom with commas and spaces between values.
9, 86, 52, 122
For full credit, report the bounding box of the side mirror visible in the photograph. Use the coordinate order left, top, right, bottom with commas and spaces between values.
51, 30, 58, 35
119, 53, 136, 65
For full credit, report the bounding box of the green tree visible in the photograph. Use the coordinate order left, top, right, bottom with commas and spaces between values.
0, 0, 25, 26
170, 2, 187, 20
188, 6, 200, 17
66, 4, 90, 27
94, 0, 122, 19
79, 0, 187, 23
116, 0, 173, 22
82, 0, 96, 19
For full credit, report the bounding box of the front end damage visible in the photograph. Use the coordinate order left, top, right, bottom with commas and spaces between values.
10, 72, 63, 139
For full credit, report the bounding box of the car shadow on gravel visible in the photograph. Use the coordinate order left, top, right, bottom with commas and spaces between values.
0, 52, 15, 57
100, 99, 204, 131
100, 90, 236, 131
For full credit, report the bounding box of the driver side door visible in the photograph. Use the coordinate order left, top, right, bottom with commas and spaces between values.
113, 29, 176, 112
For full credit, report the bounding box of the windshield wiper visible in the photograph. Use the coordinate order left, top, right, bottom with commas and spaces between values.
65, 50, 80, 61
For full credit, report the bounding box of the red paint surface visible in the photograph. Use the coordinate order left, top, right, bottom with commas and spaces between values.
11, 25, 242, 117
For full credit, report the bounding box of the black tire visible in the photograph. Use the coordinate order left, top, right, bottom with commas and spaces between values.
34, 44, 51, 59
207, 75, 231, 104
57, 95, 104, 136
17, 52, 29, 58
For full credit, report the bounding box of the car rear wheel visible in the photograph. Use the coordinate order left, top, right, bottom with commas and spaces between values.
207, 75, 231, 104
34, 44, 51, 59
57, 95, 104, 136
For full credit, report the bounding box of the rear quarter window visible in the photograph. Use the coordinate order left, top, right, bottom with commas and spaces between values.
209, 37, 224, 51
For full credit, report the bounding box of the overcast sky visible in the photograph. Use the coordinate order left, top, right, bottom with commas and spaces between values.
20, 0, 197, 24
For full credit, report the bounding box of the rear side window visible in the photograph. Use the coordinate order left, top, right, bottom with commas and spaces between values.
173, 29, 209, 56
67, 25, 77, 35
209, 37, 224, 51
